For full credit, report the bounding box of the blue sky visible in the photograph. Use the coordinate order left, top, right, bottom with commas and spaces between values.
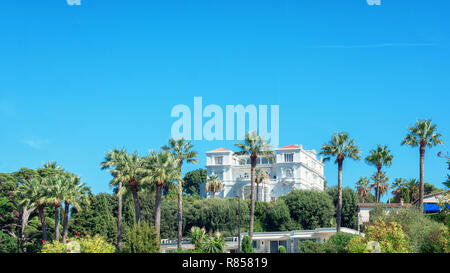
0, 0, 449, 202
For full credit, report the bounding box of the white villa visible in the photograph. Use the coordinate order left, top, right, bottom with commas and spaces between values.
200, 144, 325, 201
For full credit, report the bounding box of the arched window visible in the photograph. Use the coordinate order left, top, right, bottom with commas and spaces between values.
285, 168, 293, 178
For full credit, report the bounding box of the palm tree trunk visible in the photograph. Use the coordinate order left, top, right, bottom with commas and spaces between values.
62, 202, 70, 243
130, 181, 141, 224
337, 161, 343, 232
18, 206, 34, 252
117, 181, 123, 252
377, 167, 381, 203
249, 153, 257, 240
155, 184, 163, 239
419, 144, 425, 209
37, 205, 48, 242
177, 161, 183, 249
54, 204, 60, 241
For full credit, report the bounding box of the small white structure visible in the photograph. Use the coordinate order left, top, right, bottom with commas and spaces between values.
241, 228, 361, 253
357, 202, 412, 225
201, 144, 325, 201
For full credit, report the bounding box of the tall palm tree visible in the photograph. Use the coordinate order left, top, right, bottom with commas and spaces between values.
355, 177, 370, 203
319, 132, 361, 232
255, 168, 268, 201
205, 175, 223, 198
45, 175, 65, 241
370, 171, 390, 201
234, 131, 273, 240
109, 152, 146, 224
365, 145, 394, 203
162, 138, 198, 249
142, 151, 179, 239
100, 148, 127, 251
61, 174, 89, 243
42, 161, 63, 171
17, 178, 49, 241
401, 119, 444, 208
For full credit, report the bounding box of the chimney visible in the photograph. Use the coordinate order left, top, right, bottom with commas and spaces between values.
400, 198, 404, 206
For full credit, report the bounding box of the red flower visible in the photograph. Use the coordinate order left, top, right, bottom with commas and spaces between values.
76, 233, 81, 237
42, 240, 46, 243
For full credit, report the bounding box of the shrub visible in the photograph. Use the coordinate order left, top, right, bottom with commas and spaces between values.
241, 235, 253, 253
123, 221, 159, 253
298, 240, 325, 253
78, 235, 115, 253
324, 232, 356, 253
0, 231, 17, 253
202, 232, 225, 253
326, 187, 359, 229
347, 220, 411, 253
41, 240, 70, 253
282, 190, 334, 230
278, 245, 286, 253
420, 228, 449, 253
188, 226, 207, 251
381, 207, 447, 253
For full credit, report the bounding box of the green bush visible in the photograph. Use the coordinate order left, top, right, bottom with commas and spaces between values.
326, 187, 359, 229
241, 235, 253, 253
123, 221, 159, 253
347, 220, 411, 253
281, 190, 334, 230
278, 245, 286, 253
78, 235, 115, 253
202, 232, 225, 253
419, 228, 449, 253
0, 231, 17, 253
324, 232, 356, 253
381, 207, 447, 253
298, 240, 325, 253
41, 240, 70, 253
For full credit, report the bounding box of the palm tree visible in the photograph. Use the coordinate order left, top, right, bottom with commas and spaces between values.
45, 175, 65, 241
188, 226, 207, 251
100, 148, 127, 251
319, 132, 361, 232
355, 177, 371, 203
162, 138, 198, 249
42, 161, 63, 171
406, 178, 420, 203
365, 145, 394, 203
370, 171, 390, 201
61, 174, 89, 243
255, 168, 268, 201
142, 150, 179, 239
234, 131, 273, 240
109, 152, 146, 224
392, 178, 406, 202
205, 175, 223, 198
401, 119, 444, 208
17, 178, 49, 241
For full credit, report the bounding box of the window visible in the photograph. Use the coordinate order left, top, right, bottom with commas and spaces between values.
246, 158, 251, 165
284, 153, 293, 162
261, 157, 268, 164
214, 156, 223, 165
285, 168, 292, 177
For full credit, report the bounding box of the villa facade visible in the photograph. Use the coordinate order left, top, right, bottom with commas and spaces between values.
200, 144, 325, 201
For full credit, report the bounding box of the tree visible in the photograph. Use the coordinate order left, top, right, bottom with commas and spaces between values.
61, 174, 89, 243
401, 119, 444, 208
355, 177, 371, 203
234, 131, 273, 240
282, 190, 335, 230
406, 178, 420, 203
109, 152, 146, 225
188, 226, 207, 251
370, 171, 390, 202
202, 232, 225, 253
319, 132, 361, 232
142, 151, 179, 239
241, 235, 253, 253
162, 138, 198, 249
365, 145, 394, 203
392, 178, 406, 202
100, 148, 127, 251
17, 178, 49, 241
205, 175, 223, 198
183, 169, 207, 196
326, 186, 358, 229
45, 175, 65, 241
123, 221, 159, 253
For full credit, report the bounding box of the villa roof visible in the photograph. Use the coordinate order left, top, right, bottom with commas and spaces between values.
279, 144, 300, 149
207, 147, 232, 153
358, 203, 412, 208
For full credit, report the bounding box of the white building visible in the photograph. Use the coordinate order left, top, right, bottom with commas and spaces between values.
200, 144, 325, 201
